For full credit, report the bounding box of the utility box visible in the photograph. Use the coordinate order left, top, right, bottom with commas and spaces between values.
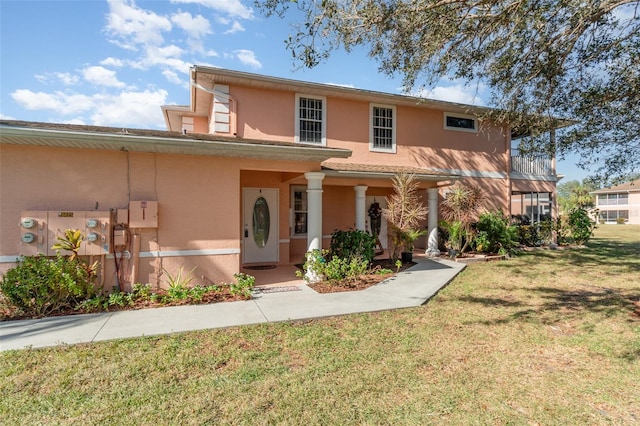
129, 201, 158, 228
20, 210, 48, 256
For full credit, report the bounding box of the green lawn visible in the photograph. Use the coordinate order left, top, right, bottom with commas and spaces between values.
1, 225, 639, 425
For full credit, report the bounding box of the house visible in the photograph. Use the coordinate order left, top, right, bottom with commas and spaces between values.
0, 66, 559, 290
591, 179, 640, 224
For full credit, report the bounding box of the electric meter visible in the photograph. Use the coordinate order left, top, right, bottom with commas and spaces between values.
21, 218, 36, 229
87, 232, 99, 242
21, 232, 36, 243
86, 219, 99, 229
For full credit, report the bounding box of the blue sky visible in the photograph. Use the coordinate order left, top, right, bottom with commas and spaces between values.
0, 0, 589, 182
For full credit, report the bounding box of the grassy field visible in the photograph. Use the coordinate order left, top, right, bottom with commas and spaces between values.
1, 225, 639, 425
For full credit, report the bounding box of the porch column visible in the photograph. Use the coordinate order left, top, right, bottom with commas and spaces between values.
354, 185, 368, 231
305, 172, 325, 252
427, 187, 440, 256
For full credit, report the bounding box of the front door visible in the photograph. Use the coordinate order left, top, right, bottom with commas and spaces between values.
243, 188, 279, 264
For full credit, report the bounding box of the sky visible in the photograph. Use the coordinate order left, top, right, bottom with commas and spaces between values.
0, 0, 589, 182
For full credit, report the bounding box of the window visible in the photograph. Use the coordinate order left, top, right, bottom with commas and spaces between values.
597, 193, 629, 206
599, 210, 629, 222
370, 104, 396, 152
295, 94, 326, 145
444, 112, 477, 132
292, 187, 308, 235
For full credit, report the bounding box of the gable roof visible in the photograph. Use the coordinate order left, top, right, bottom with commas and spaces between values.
591, 179, 640, 194
0, 120, 351, 163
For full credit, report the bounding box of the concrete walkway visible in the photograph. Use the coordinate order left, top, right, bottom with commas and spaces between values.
0, 257, 465, 351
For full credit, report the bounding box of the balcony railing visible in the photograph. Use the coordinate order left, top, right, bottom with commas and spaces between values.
511, 155, 553, 176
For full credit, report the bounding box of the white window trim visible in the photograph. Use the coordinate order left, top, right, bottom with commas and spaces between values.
295, 94, 327, 146
444, 112, 478, 133
369, 103, 397, 153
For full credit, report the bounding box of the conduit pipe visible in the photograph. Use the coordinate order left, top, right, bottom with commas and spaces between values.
131, 233, 141, 285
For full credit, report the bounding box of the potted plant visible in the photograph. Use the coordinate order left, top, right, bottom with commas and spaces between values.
382, 173, 428, 262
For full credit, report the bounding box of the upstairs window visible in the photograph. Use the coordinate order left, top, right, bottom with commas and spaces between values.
444, 112, 477, 133
370, 104, 396, 153
295, 94, 326, 145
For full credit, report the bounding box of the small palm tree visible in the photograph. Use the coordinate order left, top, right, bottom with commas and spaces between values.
383, 173, 428, 261
441, 182, 484, 253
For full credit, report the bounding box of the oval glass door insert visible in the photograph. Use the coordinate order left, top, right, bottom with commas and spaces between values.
252, 196, 270, 248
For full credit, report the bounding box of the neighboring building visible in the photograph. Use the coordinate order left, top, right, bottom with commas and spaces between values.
591, 179, 640, 224
0, 66, 560, 289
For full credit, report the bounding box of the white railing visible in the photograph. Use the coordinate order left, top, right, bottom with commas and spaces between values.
511, 155, 553, 176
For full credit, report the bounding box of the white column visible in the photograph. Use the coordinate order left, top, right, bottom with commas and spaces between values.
427, 187, 440, 256
354, 185, 368, 231
305, 172, 325, 252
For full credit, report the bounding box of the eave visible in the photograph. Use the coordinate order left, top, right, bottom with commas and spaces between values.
0, 121, 351, 163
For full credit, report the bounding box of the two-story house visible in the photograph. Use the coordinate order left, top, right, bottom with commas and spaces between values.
0, 66, 559, 289
592, 180, 640, 224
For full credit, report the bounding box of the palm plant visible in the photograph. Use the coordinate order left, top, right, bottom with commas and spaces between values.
382, 173, 428, 261
440, 182, 484, 254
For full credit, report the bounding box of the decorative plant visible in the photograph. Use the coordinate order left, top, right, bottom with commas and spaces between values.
440, 182, 484, 254
382, 173, 428, 261
51, 228, 84, 261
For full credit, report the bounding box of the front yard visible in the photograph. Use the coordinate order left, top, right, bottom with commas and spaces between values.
1, 225, 638, 424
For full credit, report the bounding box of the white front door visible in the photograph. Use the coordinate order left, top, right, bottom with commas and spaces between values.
243, 188, 279, 264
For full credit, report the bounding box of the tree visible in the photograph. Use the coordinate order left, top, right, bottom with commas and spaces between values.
258, 0, 640, 182
440, 182, 484, 253
382, 173, 428, 261
556, 179, 597, 213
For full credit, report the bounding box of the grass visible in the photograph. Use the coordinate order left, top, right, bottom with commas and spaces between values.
1, 225, 639, 425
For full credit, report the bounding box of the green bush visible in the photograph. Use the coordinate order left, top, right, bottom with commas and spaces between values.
330, 229, 375, 264
568, 208, 596, 245
231, 273, 255, 298
474, 210, 518, 254
323, 256, 369, 282
0, 255, 97, 317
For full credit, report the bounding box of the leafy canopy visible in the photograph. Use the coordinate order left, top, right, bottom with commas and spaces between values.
258, 0, 640, 182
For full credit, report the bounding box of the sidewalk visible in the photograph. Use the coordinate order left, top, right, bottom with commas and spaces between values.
0, 257, 465, 351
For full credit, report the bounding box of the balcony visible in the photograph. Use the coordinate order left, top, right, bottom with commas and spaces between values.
511, 155, 553, 176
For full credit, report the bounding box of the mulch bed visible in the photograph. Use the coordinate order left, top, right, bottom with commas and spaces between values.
307, 259, 415, 294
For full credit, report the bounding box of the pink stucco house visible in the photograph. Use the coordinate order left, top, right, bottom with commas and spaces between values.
0, 66, 559, 289
592, 180, 640, 224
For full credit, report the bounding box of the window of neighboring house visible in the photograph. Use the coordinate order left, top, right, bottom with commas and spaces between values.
598, 193, 629, 206
292, 187, 308, 235
444, 112, 477, 132
599, 210, 629, 221
370, 104, 397, 153
295, 94, 326, 145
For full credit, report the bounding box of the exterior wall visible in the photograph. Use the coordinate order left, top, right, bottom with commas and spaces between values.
595, 191, 640, 225
0, 143, 318, 289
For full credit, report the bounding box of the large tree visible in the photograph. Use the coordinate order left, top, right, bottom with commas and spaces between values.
258, 0, 639, 182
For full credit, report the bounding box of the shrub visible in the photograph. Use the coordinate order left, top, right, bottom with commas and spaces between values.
231, 273, 255, 298
323, 256, 369, 282
0, 255, 97, 317
474, 210, 518, 254
568, 208, 596, 245
330, 229, 375, 264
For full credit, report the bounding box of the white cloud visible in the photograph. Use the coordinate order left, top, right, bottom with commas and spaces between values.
162, 69, 185, 85
205, 49, 219, 57
55, 72, 80, 86
101, 57, 125, 67
171, 11, 211, 38
233, 49, 261, 69
10, 88, 168, 128
224, 21, 245, 34
82, 66, 126, 88
409, 80, 487, 106
90, 89, 168, 127
105, 0, 172, 48
0, 113, 17, 120
171, 0, 253, 20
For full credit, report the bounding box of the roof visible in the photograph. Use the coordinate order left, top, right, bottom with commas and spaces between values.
0, 120, 351, 163
322, 161, 459, 181
591, 179, 640, 194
